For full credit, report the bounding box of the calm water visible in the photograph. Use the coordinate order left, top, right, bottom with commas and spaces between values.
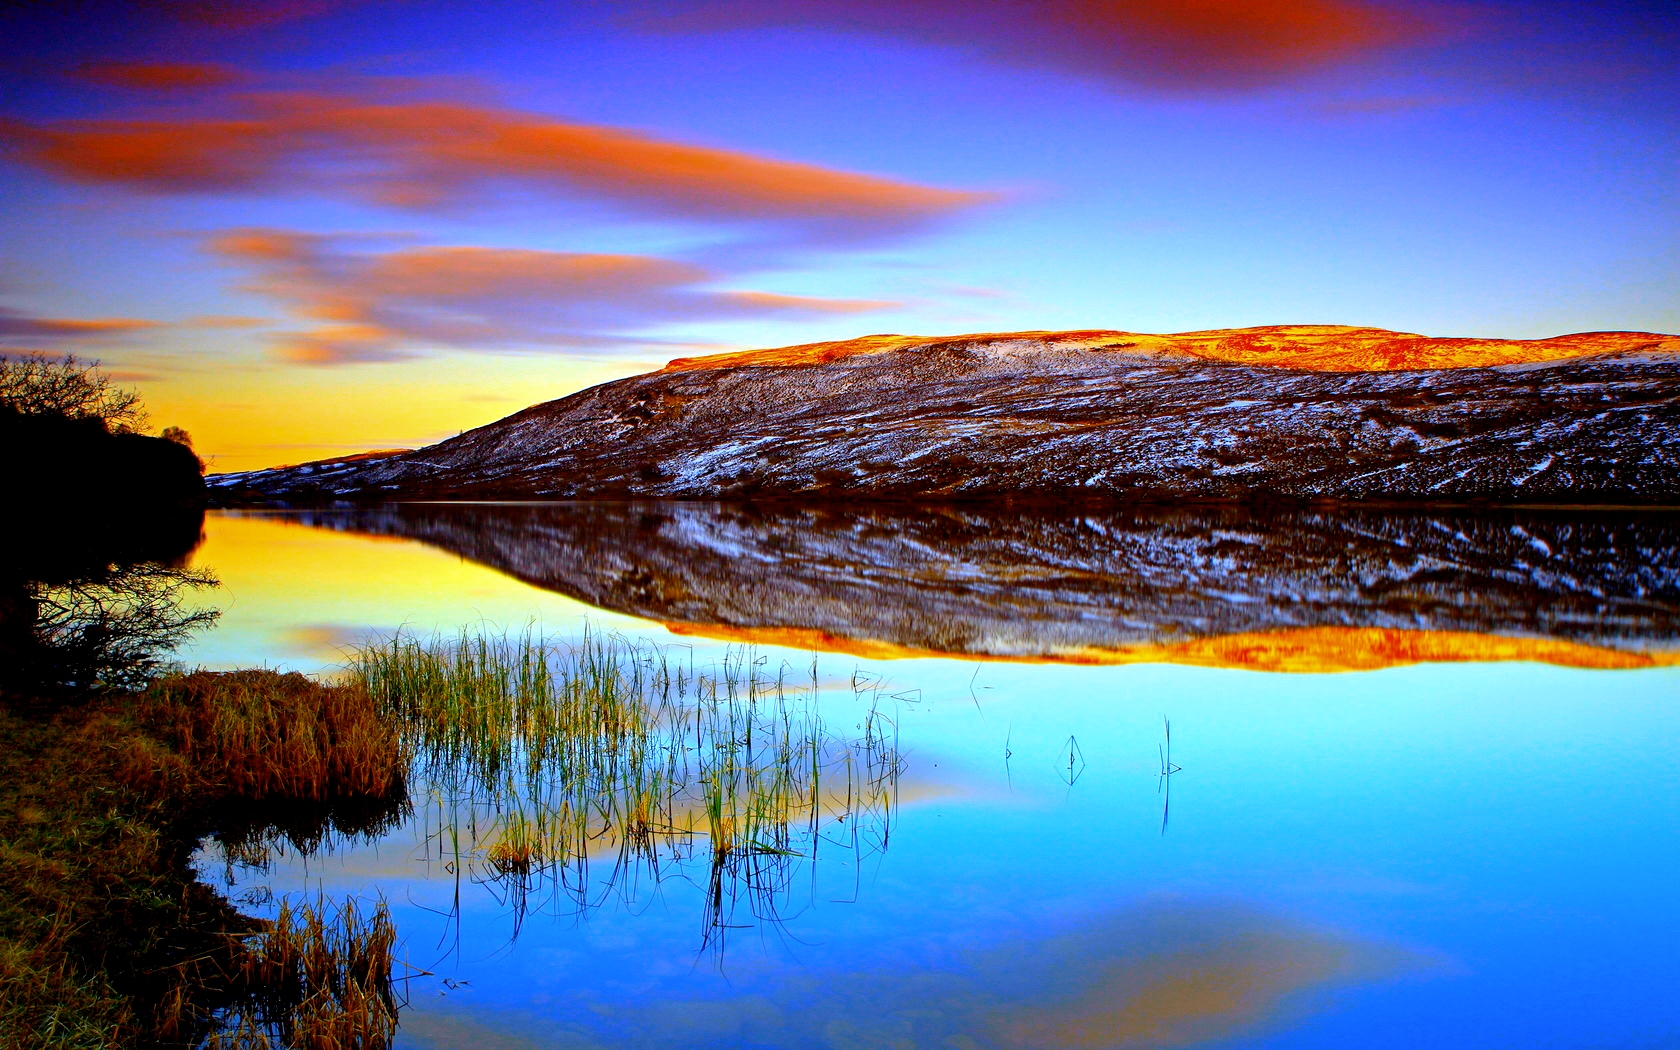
183, 504, 1680, 1050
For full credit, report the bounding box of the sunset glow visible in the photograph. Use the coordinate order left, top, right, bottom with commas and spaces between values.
2, 1, 1675, 469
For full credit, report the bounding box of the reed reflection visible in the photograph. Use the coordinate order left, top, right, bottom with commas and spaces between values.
215, 632, 904, 959
275, 502, 1680, 671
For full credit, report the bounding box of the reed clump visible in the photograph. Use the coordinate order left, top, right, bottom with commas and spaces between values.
0, 698, 258, 1050
484, 817, 543, 876
1, 668, 414, 1049
350, 630, 901, 932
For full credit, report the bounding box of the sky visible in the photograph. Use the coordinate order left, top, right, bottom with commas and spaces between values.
1, 0, 1676, 470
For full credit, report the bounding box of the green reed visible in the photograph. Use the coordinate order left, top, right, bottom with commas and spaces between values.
348, 629, 901, 936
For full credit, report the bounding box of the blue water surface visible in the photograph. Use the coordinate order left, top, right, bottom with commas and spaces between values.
185, 511, 1680, 1050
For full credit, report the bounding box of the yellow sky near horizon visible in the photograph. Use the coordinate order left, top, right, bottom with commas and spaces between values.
137, 351, 661, 472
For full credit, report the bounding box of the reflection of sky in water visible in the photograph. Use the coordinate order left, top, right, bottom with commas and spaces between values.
187, 513, 1680, 1049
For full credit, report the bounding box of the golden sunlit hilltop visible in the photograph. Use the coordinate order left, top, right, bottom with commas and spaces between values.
211, 323, 1680, 505
663, 325, 1679, 374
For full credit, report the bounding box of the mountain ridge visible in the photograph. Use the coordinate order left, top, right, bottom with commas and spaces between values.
209, 325, 1680, 504
661, 325, 1680, 374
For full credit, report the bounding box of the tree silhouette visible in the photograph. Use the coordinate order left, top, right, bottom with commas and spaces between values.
0, 352, 148, 432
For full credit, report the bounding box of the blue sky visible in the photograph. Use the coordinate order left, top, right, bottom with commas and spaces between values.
1, 0, 1675, 467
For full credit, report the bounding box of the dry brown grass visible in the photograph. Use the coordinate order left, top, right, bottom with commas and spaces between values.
0, 699, 249, 1049
129, 670, 404, 801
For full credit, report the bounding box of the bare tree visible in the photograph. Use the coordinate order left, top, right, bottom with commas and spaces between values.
0, 352, 149, 433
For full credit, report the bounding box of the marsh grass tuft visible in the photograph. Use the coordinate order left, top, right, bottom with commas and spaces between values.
1, 669, 412, 1049
133, 670, 404, 802
349, 628, 902, 945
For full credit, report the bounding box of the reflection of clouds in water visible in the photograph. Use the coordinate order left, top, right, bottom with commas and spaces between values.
399, 900, 1430, 1049
399, 1012, 548, 1050
996, 911, 1384, 1049
276, 622, 393, 661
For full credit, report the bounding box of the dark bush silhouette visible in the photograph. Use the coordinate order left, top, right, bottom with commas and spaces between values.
1, 355, 215, 701
3, 355, 205, 584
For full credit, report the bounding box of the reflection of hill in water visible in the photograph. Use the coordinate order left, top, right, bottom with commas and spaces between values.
287, 503, 1680, 668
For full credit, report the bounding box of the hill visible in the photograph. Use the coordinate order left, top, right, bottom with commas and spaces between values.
209, 325, 1680, 504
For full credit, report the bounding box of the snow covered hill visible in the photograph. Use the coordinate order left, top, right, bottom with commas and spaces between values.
209, 326, 1680, 503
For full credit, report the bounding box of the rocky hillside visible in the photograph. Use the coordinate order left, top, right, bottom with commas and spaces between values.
209, 325, 1680, 503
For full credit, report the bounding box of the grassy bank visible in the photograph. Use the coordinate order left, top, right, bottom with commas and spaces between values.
0, 671, 407, 1048
3, 625, 905, 1043
2, 354, 408, 1046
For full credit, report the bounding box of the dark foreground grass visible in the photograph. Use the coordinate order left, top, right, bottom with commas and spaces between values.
0, 670, 406, 1048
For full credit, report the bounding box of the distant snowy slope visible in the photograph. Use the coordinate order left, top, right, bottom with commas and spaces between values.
209, 326, 1680, 503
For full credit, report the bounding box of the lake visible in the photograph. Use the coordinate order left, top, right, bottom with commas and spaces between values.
181, 503, 1680, 1050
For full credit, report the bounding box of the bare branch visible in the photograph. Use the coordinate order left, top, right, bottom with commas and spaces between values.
0, 352, 150, 433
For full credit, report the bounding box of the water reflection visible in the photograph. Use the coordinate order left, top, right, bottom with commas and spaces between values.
174, 506, 1680, 1049
1, 502, 217, 697
984, 905, 1418, 1050
273, 502, 1680, 670
396, 901, 1424, 1050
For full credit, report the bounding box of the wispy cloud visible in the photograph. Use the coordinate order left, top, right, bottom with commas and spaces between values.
210, 228, 900, 365
716, 290, 892, 313
0, 308, 162, 343
0, 91, 991, 244
184, 314, 273, 328
632, 0, 1427, 90
69, 61, 249, 92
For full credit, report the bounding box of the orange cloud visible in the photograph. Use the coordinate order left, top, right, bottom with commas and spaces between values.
71, 61, 246, 91
0, 93, 988, 241
0, 308, 162, 343
719, 290, 898, 313
638, 0, 1425, 90
210, 229, 899, 365
185, 314, 272, 328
